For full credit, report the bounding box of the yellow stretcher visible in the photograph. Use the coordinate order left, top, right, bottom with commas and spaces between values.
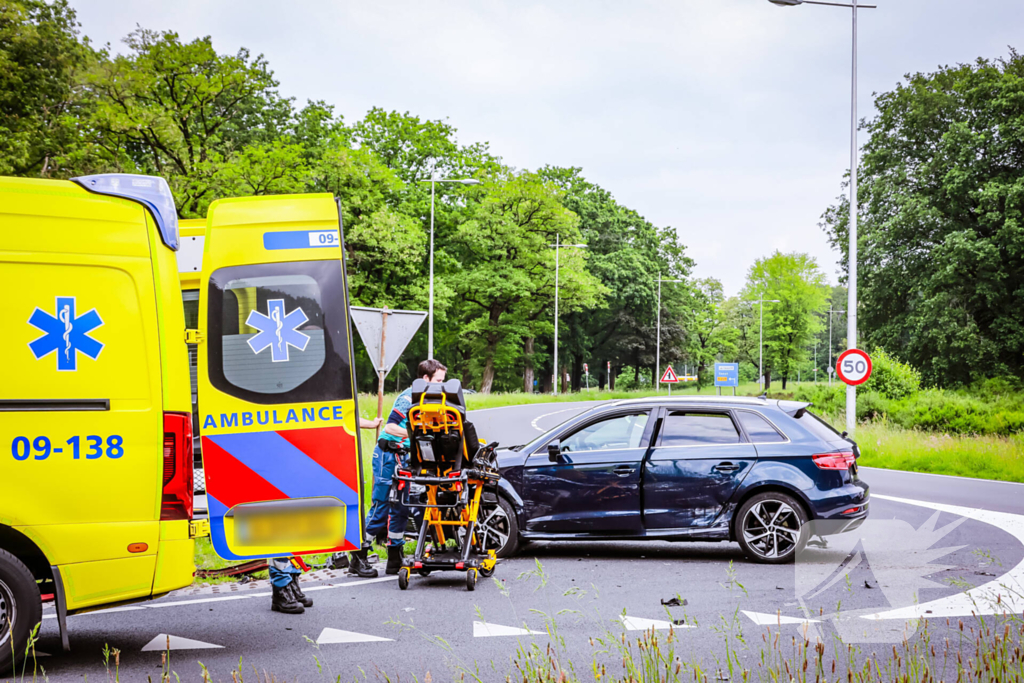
386, 379, 500, 591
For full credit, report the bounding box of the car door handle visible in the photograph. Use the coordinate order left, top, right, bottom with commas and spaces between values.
613, 465, 635, 476
713, 462, 741, 473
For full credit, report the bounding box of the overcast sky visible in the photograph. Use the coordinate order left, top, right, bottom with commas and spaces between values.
71, 0, 1022, 295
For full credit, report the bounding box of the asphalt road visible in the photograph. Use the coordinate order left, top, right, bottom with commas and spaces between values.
22, 400, 1024, 683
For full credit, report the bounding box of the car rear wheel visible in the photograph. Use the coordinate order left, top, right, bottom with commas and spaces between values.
736, 492, 808, 564
0, 549, 42, 676
476, 497, 519, 558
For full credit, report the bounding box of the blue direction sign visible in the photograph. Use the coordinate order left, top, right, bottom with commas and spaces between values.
714, 363, 739, 388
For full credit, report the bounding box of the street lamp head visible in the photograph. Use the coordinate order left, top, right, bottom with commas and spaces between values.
768, 0, 803, 5
459, 179, 482, 186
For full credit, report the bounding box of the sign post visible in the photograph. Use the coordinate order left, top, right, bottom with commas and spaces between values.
351, 306, 428, 437
660, 365, 679, 396
714, 362, 739, 397
835, 349, 872, 387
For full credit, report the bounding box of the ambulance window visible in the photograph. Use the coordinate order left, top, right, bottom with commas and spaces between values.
207, 261, 353, 404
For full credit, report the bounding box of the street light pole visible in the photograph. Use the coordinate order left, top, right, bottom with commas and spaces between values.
767, 0, 875, 430
549, 235, 587, 394
418, 175, 481, 359
655, 275, 685, 391
827, 303, 846, 386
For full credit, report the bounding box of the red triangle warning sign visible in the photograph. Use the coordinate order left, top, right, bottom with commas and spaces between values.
660, 365, 679, 383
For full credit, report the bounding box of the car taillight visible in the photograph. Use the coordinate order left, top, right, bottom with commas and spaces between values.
812, 451, 856, 470
161, 411, 194, 521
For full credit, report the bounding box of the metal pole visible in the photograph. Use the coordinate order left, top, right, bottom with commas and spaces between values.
759, 296, 764, 392
846, 3, 859, 433
829, 305, 833, 387
656, 275, 662, 391
553, 233, 559, 395
376, 308, 389, 440
427, 179, 436, 360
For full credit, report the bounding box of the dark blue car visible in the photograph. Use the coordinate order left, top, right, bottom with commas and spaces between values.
474, 397, 869, 564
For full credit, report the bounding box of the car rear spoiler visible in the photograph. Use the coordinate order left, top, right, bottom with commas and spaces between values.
777, 400, 812, 418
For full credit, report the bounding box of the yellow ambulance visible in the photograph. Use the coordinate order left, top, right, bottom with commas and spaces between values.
0, 175, 365, 674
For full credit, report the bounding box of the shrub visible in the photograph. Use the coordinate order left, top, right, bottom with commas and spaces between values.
613, 366, 652, 391
861, 348, 921, 400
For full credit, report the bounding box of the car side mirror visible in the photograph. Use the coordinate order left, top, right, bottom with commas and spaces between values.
547, 441, 561, 462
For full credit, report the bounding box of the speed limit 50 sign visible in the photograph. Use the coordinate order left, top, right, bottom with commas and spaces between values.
836, 349, 872, 386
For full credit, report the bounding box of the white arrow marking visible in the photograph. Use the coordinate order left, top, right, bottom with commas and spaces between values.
473, 621, 545, 637
620, 615, 693, 631
743, 611, 820, 627
316, 628, 393, 644
861, 495, 1024, 621
142, 634, 224, 651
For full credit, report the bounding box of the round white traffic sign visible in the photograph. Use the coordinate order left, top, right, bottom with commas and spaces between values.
836, 349, 872, 386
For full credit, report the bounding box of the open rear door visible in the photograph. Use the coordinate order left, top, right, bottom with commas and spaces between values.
197, 194, 362, 560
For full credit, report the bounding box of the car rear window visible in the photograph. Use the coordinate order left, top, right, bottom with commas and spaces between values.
793, 409, 846, 444
735, 410, 786, 442
658, 412, 740, 446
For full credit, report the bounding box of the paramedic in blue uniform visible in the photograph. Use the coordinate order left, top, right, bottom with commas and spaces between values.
347, 359, 447, 578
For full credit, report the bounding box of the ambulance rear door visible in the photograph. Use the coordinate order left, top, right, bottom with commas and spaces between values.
196, 194, 363, 560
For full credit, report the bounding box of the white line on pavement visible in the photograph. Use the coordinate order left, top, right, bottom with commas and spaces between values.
45, 576, 397, 620
862, 494, 1024, 621
530, 407, 585, 432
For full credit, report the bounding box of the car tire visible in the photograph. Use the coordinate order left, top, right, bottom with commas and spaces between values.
0, 549, 42, 676
477, 496, 520, 558
736, 492, 809, 564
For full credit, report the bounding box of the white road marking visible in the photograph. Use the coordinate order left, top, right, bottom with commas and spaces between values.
530, 407, 584, 432
316, 627, 393, 644
742, 611, 819, 627
43, 577, 396, 620
142, 634, 224, 651
473, 621, 545, 637
620, 615, 692, 631
862, 494, 1024, 621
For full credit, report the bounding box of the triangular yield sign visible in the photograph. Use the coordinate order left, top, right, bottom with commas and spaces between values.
316, 627, 393, 644
473, 621, 545, 638
620, 615, 692, 631
742, 611, 820, 626
660, 365, 679, 383
350, 307, 427, 375
141, 634, 224, 651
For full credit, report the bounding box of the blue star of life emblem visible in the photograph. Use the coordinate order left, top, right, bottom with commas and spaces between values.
245, 299, 310, 362
28, 296, 105, 371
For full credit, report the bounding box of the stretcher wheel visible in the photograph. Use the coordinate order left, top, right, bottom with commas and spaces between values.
418, 569, 431, 577
398, 567, 410, 590
479, 565, 495, 578
466, 568, 477, 591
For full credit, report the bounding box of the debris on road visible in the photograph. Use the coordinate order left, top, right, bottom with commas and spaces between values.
661, 597, 687, 607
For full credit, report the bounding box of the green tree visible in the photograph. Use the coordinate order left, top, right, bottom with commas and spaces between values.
85, 28, 291, 216
822, 49, 1024, 386
539, 166, 693, 390
0, 0, 93, 176
741, 252, 828, 390
686, 278, 736, 388
451, 171, 605, 393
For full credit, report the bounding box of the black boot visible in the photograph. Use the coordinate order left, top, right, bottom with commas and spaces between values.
386, 545, 404, 575
289, 578, 313, 608
347, 548, 379, 578
271, 583, 304, 614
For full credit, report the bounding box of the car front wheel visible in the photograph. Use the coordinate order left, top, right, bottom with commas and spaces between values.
736, 492, 808, 564
476, 497, 519, 558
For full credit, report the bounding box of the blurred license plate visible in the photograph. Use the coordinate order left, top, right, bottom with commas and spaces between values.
231, 497, 344, 549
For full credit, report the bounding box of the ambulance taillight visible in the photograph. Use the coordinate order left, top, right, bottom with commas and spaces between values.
161, 412, 194, 521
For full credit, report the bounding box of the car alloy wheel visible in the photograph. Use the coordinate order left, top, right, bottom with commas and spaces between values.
741, 498, 804, 562
476, 503, 511, 553
0, 578, 15, 650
